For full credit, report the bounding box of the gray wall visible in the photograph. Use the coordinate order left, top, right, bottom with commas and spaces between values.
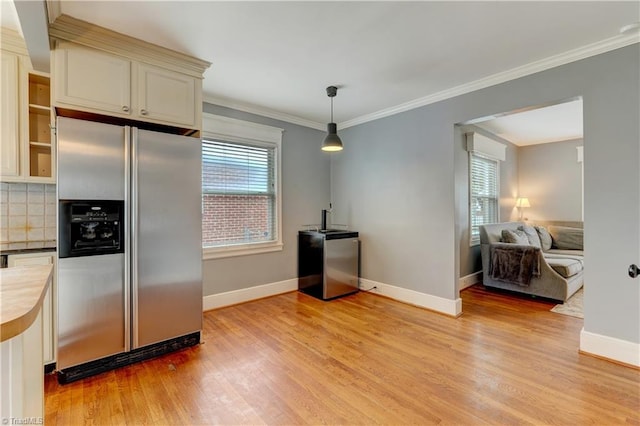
331, 44, 639, 344
518, 139, 583, 221
201, 104, 330, 296
455, 125, 519, 278
582, 47, 639, 344
331, 107, 458, 300
202, 44, 639, 346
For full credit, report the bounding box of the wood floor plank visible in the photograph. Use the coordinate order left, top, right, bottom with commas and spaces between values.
45, 285, 640, 425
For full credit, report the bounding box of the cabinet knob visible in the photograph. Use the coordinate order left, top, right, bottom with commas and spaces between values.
122, 106, 130, 112
140, 109, 148, 116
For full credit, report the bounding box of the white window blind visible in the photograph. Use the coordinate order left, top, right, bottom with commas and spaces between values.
470, 153, 499, 246
202, 139, 276, 248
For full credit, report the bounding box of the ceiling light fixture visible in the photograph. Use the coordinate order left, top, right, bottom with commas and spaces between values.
321, 86, 343, 152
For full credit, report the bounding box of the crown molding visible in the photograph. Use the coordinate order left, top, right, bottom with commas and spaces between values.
48, 14, 211, 78
207, 34, 637, 131
339, 34, 640, 129
0, 28, 29, 57
203, 95, 325, 131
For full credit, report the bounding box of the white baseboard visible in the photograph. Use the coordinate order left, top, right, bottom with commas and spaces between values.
459, 271, 482, 290
580, 328, 640, 367
360, 278, 462, 317
203, 278, 297, 311
204, 277, 463, 317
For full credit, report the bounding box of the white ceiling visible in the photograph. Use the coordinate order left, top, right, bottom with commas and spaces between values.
474, 99, 584, 146
7, 1, 640, 132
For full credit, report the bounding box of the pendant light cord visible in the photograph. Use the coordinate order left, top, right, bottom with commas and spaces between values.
330, 97, 334, 123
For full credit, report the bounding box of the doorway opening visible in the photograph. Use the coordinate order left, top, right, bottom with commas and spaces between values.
455, 97, 585, 320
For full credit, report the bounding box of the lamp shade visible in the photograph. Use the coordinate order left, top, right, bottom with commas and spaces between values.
515, 197, 531, 208
321, 122, 343, 152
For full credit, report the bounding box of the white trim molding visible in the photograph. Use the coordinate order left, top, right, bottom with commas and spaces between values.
203, 95, 325, 131
459, 271, 482, 291
203, 278, 297, 311
201, 113, 284, 259
340, 34, 640, 129
580, 328, 640, 367
204, 36, 638, 132
203, 242, 283, 260
360, 278, 462, 317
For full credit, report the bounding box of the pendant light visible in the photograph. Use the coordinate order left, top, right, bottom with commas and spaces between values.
321, 86, 343, 152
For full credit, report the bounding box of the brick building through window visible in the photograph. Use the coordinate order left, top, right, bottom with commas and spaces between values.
202, 139, 276, 248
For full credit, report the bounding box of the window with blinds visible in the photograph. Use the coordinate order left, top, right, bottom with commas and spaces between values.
469, 153, 499, 246
202, 139, 277, 248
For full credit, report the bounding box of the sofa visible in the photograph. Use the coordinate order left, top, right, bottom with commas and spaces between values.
479, 221, 583, 302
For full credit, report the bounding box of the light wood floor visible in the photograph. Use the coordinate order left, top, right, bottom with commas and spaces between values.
45, 285, 639, 425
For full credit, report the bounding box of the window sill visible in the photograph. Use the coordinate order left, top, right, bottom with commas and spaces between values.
203, 242, 283, 260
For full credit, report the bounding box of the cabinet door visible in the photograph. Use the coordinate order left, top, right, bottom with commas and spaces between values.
136, 63, 196, 127
8, 254, 55, 365
54, 45, 131, 116
1, 52, 20, 177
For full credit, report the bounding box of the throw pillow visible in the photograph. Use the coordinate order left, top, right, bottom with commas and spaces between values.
534, 226, 553, 251
501, 229, 529, 245
518, 224, 542, 248
548, 226, 583, 250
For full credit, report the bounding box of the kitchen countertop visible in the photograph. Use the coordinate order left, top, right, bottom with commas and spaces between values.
0, 264, 53, 342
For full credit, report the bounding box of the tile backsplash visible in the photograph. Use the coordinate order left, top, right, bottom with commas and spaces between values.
1, 182, 56, 250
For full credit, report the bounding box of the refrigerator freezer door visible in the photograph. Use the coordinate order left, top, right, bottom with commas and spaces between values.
132, 129, 202, 348
57, 254, 126, 370
57, 117, 126, 200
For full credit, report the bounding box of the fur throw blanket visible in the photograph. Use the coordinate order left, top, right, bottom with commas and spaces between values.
489, 244, 541, 286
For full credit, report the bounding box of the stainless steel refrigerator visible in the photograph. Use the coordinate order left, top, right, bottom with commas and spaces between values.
56, 117, 202, 382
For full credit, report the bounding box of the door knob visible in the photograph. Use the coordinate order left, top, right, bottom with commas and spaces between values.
122, 106, 130, 112
140, 109, 148, 116
629, 264, 640, 278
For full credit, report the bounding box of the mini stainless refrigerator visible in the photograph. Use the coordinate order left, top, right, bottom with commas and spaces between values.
298, 230, 359, 300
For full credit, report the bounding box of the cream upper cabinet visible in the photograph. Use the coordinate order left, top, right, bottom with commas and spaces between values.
52, 42, 200, 129
49, 16, 210, 133
136, 63, 196, 127
54, 45, 131, 117
1, 51, 20, 177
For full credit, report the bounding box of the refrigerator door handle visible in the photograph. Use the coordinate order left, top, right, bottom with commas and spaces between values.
130, 128, 140, 349
124, 127, 131, 352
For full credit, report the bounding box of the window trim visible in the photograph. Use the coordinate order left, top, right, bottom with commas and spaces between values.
466, 132, 505, 247
201, 113, 284, 260
469, 152, 500, 247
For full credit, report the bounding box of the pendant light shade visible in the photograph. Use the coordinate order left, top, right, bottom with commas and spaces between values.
322, 123, 343, 151
321, 86, 344, 152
